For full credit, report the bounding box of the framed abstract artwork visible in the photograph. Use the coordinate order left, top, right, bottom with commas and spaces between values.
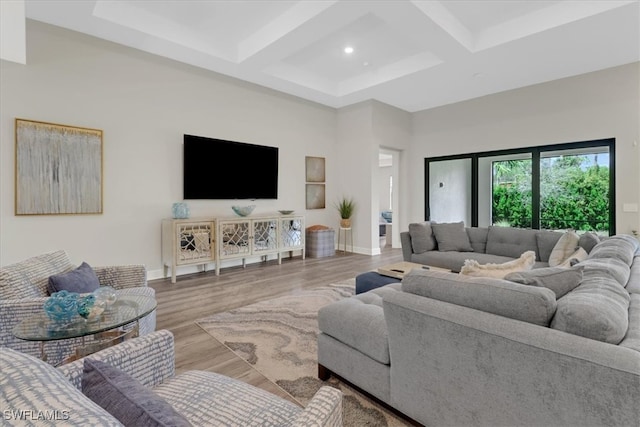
306, 184, 326, 209
15, 118, 103, 215
305, 156, 325, 182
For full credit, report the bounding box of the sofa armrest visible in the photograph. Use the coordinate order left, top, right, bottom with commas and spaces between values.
93, 265, 147, 289
290, 386, 343, 427
58, 329, 175, 390
400, 231, 413, 261
0, 298, 49, 346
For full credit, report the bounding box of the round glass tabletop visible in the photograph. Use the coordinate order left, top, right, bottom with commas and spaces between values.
13, 294, 157, 342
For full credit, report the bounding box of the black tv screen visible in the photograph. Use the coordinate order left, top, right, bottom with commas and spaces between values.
183, 134, 278, 199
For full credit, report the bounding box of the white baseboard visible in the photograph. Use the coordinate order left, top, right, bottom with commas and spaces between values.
148, 247, 378, 281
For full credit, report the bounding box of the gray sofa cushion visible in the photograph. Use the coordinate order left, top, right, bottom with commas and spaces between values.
402, 270, 557, 326
486, 226, 540, 260
581, 257, 631, 288
432, 222, 473, 252
535, 230, 563, 262
551, 272, 630, 344
588, 235, 639, 266
408, 222, 437, 254
628, 257, 640, 294
578, 232, 601, 253
620, 293, 640, 352
318, 286, 401, 364
466, 227, 489, 253
504, 266, 583, 298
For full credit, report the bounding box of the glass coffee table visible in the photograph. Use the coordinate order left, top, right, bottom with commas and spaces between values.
13, 294, 156, 365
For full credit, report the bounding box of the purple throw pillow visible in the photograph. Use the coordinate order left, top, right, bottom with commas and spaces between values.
48, 262, 101, 294
82, 359, 192, 427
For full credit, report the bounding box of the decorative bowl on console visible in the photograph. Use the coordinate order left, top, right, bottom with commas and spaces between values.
232, 205, 256, 217
278, 210, 294, 215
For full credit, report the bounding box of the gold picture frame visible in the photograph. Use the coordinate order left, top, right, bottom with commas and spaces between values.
15, 118, 103, 215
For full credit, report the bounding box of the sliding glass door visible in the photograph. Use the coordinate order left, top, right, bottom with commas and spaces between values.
539, 147, 611, 233
424, 138, 615, 234
426, 158, 472, 224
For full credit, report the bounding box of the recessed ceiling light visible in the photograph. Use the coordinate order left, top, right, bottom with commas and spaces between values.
344, 46, 354, 54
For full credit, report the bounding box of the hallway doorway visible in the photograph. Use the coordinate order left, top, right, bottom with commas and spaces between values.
378, 148, 400, 249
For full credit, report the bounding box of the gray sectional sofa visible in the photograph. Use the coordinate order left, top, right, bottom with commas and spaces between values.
400, 222, 598, 272
318, 234, 640, 426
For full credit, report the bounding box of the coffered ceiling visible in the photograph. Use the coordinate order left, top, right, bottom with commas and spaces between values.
25, 0, 640, 112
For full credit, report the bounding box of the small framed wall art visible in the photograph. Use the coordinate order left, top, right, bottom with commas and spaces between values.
305, 156, 326, 209
305, 156, 325, 182
306, 184, 326, 210
15, 118, 103, 215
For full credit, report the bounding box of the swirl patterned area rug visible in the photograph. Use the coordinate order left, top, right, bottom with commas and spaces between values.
195, 279, 411, 427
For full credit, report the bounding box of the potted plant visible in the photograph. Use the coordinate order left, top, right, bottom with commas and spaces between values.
336, 197, 355, 228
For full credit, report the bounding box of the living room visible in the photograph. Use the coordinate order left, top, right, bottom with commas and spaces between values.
1, 1, 639, 426
2, 2, 639, 271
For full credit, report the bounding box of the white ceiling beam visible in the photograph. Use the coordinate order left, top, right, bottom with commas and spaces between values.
238, 0, 338, 63
92, 1, 231, 60
476, 0, 637, 51
410, 0, 475, 52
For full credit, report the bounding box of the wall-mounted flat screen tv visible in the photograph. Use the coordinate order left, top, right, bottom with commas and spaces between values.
183, 134, 278, 199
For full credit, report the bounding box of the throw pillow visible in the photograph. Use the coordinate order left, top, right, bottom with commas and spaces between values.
48, 262, 100, 294
504, 266, 583, 298
557, 247, 588, 268
459, 250, 536, 279
548, 231, 580, 267
408, 221, 437, 253
82, 359, 192, 427
578, 232, 600, 253
535, 230, 563, 262
431, 222, 473, 252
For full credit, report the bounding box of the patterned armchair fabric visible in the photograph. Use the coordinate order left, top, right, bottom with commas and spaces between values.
0, 250, 156, 366
3, 333, 344, 425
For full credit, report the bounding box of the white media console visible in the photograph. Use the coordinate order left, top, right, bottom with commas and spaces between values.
161, 214, 305, 283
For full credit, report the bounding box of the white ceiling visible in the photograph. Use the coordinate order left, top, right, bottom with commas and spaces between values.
25, 0, 640, 112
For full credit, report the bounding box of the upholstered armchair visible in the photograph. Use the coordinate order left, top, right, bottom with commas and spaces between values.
1, 330, 343, 426
0, 250, 156, 366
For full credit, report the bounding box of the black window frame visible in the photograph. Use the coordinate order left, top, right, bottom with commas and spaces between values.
424, 138, 616, 234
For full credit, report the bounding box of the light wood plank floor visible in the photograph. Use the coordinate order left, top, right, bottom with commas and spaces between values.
148, 243, 403, 404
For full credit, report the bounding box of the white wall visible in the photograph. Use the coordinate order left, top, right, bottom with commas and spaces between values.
0, 0, 26, 64
0, 21, 337, 277
410, 62, 640, 234
372, 102, 411, 249
378, 166, 392, 212
335, 102, 374, 254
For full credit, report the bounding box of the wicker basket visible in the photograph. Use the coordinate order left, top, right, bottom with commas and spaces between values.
305, 228, 335, 258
